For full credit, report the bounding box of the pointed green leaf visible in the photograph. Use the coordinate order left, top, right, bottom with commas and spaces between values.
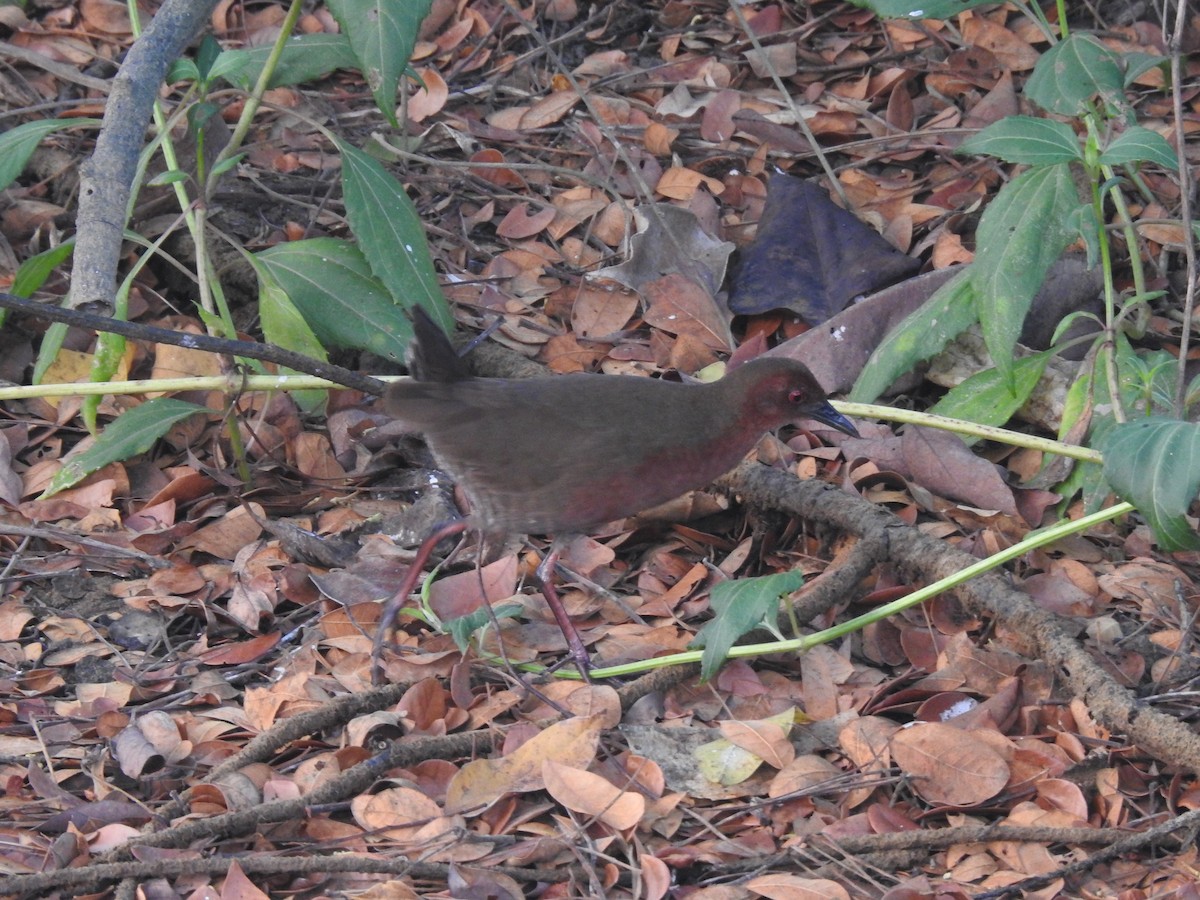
959, 116, 1082, 166
337, 139, 454, 333
1025, 34, 1125, 116
691, 571, 805, 681
850, 270, 977, 403
0, 119, 100, 192
445, 604, 523, 653
325, 0, 431, 125
1099, 418, 1200, 551
43, 399, 209, 497
209, 34, 359, 90
253, 260, 329, 413
972, 165, 1080, 383
255, 237, 412, 362
1099, 126, 1179, 170
929, 349, 1053, 431
846, 0, 1000, 17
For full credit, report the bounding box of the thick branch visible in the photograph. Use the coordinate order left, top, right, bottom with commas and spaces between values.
71, 0, 219, 309
722, 462, 1200, 775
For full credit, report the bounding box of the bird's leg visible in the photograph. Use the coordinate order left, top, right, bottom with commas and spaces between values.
553, 558, 646, 625
372, 518, 468, 685
535, 540, 594, 682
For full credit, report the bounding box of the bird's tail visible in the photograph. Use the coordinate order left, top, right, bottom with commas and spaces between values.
409, 306, 471, 383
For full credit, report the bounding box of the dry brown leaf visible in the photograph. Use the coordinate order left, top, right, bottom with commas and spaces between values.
496, 202, 557, 240
469, 148, 522, 187
643, 121, 678, 155
519, 90, 580, 130
405, 66, 448, 123
219, 860, 271, 900
79, 0, 130, 34
767, 755, 841, 799
177, 504, 265, 558
718, 720, 795, 770
542, 760, 645, 831
426, 554, 517, 623
960, 16, 1039, 71
350, 785, 445, 839
570, 281, 638, 340
746, 874, 853, 899
656, 166, 725, 201
642, 273, 732, 352
890, 722, 1010, 806
444, 714, 605, 814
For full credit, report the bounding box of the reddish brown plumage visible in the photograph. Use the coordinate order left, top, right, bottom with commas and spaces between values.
385, 313, 857, 534
373, 310, 858, 682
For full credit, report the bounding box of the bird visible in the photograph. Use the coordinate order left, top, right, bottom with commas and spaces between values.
371, 308, 858, 683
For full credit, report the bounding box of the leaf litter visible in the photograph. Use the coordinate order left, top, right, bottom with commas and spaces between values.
0, 1, 1198, 897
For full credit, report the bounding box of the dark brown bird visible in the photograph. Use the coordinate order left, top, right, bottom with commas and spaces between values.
372, 309, 858, 682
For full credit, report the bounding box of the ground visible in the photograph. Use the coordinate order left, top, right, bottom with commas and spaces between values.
0, 1, 1198, 898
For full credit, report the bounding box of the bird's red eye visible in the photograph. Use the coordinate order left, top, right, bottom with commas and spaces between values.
788, 389, 804, 403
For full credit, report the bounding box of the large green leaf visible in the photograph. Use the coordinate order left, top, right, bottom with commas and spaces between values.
1024, 34, 1125, 116
43, 399, 209, 497
209, 34, 360, 90
929, 349, 1054, 431
959, 116, 1082, 166
1099, 126, 1179, 170
255, 237, 412, 363
690, 570, 805, 682
846, 0, 999, 18
850, 270, 977, 403
1099, 418, 1200, 551
325, 0, 432, 125
252, 259, 329, 413
337, 140, 454, 333
971, 165, 1080, 384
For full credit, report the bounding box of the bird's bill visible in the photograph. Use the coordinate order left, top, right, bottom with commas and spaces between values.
806, 401, 860, 438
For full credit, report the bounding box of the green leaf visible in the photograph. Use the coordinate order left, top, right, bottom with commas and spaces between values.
929, 349, 1053, 430
253, 260, 329, 414
972, 165, 1080, 384
146, 169, 190, 187
691, 571, 805, 681
845, 0, 1000, 18
959, 116, 1082, 166
187, 100, 220, 137
1099, 417, 1200, 551
210, 153, 245, 178
337, 139, 454, 333
195, 33, 222, 84
11, 240, 74, 298
850, 270, 977, 403
43, 399, 209, 497
1099, 126, 1179, 170
1065, 204, 1103, 269
166, 58, 199, 84
0, 119, 101, 192
255, 237, 412, 363
1025, 34, 1125, 116
82, 332, 128, 434
209, 34, 360, 90
325, 0, 432, 126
